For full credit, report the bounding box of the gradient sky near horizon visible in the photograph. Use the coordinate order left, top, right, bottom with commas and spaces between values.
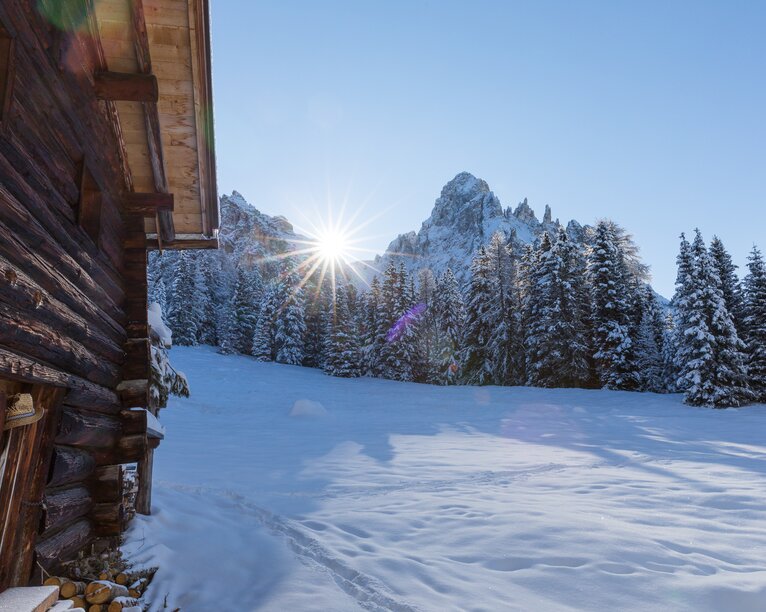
211, 1, 765, 297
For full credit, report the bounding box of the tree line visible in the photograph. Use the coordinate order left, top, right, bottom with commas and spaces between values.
149, 220, 766, 408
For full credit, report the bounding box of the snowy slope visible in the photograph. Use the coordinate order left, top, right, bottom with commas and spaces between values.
125, 347, 766, 612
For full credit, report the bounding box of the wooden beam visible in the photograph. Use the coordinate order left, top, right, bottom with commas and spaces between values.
0, 347, 120, 412
55, 408, 122, 450
124, 192, 174, 216
41, 486, 92, 533
116, 379, 149, 409
48, 446, 96, 488
130, 0, 175, 244
146, 236, 220, 251
94, 71, 158, 103
35, 519, 93, 570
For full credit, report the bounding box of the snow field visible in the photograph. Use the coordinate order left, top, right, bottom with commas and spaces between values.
124, 346, 766, 611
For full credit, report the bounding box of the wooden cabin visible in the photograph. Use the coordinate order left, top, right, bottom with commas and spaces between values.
0, 0, 217, 592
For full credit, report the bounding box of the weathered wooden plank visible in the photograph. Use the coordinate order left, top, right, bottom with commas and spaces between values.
116, 379, 149, 408
0, 348, 119, 410
42, 486, 93, 533
5, 386, 66, 586
92, 434, 147, 466
48, 446, 97, 488
0, 185, 126, 337
91, 465, 123, 503
56, 408, 122, 449
136, 447, 154, 515
0, 301, 121, 388
124, 191, 174, 215
35, 519, 93, 570
95, 70, 158, 102
120, 409, 147, 436
0, 252, 125, 362
123, 339, 150, 381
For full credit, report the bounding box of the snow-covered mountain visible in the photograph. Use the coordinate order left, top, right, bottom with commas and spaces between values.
218, 191, 307, 275
361, 171, 588, 284
220, 172, 589, 286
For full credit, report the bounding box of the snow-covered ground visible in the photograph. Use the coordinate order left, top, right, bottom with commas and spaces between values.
124, 346, 766, 611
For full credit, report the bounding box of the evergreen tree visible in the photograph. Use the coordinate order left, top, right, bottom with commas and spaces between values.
589, 221, 640, 390
220, 265, 262, 354
486, 232, 517, 385
361, 276, 384, 376
460, 246, 497, 385
303, 279, 331, 368
434, 268, 464, 384
166, 251, 201, 345
709, 236, 745, 335
412, 269, 439, 383
378, 262, 413, 381
743, 246, 766, 401
196, 254, 218, 345
274, 260, 306, 365
635, 288, 665, 392
324, 282, 361, 377
676, 230, 751, 407
252, 285, 277, 361
525, 231, 591, 388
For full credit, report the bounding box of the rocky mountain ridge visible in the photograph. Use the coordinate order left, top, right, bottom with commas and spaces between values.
220, 172, 589, 286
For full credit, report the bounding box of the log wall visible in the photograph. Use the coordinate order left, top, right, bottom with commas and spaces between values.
0, 0, 152, 585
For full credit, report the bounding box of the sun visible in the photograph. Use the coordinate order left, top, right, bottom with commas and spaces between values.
316, 229, 350, 264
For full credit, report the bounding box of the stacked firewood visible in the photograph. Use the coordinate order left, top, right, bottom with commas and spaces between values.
43, 543, 156, 611
44, 570, 154, 610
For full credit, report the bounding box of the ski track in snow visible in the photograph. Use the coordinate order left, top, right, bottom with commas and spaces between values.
123, 347, 766, 611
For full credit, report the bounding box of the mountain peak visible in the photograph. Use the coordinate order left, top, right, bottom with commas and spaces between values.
441, 172, 490, 199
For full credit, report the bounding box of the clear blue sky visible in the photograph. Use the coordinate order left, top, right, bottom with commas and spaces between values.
210, 1, 765, 297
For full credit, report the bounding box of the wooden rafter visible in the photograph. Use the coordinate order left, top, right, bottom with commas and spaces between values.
129, 0, 174, 244
124, 192, 173, 216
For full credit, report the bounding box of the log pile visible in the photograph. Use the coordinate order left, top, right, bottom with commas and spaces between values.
42, 543, 155, 611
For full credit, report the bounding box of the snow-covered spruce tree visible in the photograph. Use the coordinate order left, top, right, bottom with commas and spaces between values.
197, 252, 229, 346
361, 276, 384, 376
525, 230, 591, 388
273, 259, 306, 365
589, 220, 640, 390
166, 250, 202, 345
671, 233, 696, 392
709, 236, 745, 335
521, 238, 547, 386
252, 285, 277, 361
486, 232, 518, 385
634, 287, 665, 392
302, 279, 331, 368
660, 312, 679, 392
377, 261, 413, 381
460, 246, 497, 385
743, 246, 766, 401
219, 264, 262, 355
396, 264, 420, 380
434, 268, 464, 384
412, 269, 440, 383
676, 231, 752, 407
323, 282, 361, 377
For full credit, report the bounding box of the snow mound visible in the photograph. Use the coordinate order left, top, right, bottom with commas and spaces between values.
148, 302, 172, 348
289, 399, 328, 418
